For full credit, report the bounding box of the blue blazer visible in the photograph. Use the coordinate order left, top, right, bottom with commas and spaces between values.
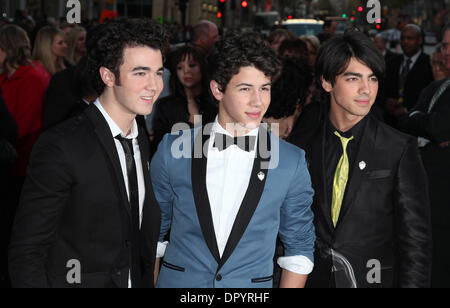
151, 124, 315, 288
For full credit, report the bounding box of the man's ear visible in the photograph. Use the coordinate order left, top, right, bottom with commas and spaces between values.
321, 76, 333, 93
99, 67, 116, 88
210, 80, 223, 101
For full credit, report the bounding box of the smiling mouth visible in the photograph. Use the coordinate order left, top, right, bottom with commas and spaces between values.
246, 112, 262, 118
141, 96, 154, 102
355, 98, 370, 105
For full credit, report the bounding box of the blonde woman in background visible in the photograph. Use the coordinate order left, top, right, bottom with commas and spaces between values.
32, 26, 68, 75
65, 26, 87, 66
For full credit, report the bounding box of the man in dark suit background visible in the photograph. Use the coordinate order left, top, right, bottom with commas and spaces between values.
42, 56, 97, 130
8, 18, 168, 288
398, 22, 450, 287
384, 24, 433, 124
289, 31, 432, 288
373, 34, 397, 64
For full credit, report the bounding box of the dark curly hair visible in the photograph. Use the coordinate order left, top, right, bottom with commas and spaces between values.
208, 31, 281, 93
265, 58, 313, 119
87, 18, 170, 95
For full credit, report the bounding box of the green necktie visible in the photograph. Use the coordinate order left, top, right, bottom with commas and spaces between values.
331, 131, 354, 227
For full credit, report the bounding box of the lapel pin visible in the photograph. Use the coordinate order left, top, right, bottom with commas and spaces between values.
257, 171, 265, 181
147, 161, 150, 171
359, 161, 367, 171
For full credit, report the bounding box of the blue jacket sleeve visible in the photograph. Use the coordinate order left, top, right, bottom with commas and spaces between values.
150, 133, 174, 242
278, 149, 316, 263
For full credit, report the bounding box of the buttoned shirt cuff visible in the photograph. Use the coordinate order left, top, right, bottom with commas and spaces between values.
156, 241, 168, 258
277, 255, 314, 275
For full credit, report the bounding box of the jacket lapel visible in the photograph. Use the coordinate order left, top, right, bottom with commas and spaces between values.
218, 125, 271, 270
85, 105, 131, 217
336, 116, 377, 229
191, 126, 221, 264
313, 120, 335, 233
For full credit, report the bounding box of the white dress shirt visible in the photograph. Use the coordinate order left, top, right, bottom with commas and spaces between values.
158, 118, 313, 275
206, 119, 259, 257
94, 99, 146, 288
400, 49, 422, 75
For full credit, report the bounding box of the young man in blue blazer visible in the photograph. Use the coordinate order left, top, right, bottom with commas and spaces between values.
151, 32, 316, 288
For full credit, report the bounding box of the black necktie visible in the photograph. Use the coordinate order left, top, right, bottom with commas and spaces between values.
213, 133, 257, 152
399, 58, 412, 90
115, 135, 141, 288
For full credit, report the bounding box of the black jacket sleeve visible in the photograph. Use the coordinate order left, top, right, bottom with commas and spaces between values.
395, 137, 432, 287
398, 81, 450, 143
8, 130, 72, 288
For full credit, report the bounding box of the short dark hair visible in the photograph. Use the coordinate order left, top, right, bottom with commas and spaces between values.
265, 58, 312, 119
315, 31, 385, 87
87, 18, 170, 95
208, 31, 281, 93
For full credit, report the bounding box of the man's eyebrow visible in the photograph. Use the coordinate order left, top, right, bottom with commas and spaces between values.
342, 72, 362, 78
235, 82, 272, 87
131, 66, 165, 72
342, 72, 376, 77
131, 66, 150, 72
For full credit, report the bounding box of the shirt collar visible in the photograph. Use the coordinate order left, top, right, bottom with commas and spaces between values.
327, 115, 367, 141
94, 99, 139, 140
404, 49, 421, 66
211, 116, 260, 138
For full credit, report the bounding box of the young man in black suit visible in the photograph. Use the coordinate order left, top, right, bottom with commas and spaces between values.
8, 18, 168, 288
289, 31, 432, 288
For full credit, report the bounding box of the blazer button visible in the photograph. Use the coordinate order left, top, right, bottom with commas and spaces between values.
216, 274, 222, 281
114, 268, 122, 276
125, 240, 131, 248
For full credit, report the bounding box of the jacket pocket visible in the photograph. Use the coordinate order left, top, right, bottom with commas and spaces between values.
363, 169, 392, 180
251, 275, 273, 283
162, 261, 185, 272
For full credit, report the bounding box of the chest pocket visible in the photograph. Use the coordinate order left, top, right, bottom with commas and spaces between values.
363, 169, 392, 180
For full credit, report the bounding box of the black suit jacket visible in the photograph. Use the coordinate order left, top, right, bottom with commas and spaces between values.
385, 52, 433, 110
384, 50, 397, 65
397, 79, 450, 286
289, 102, 432, 288
8, 104, 161, 288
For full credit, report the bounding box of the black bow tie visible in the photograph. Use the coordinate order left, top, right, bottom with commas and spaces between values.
213, 133, 257, 152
